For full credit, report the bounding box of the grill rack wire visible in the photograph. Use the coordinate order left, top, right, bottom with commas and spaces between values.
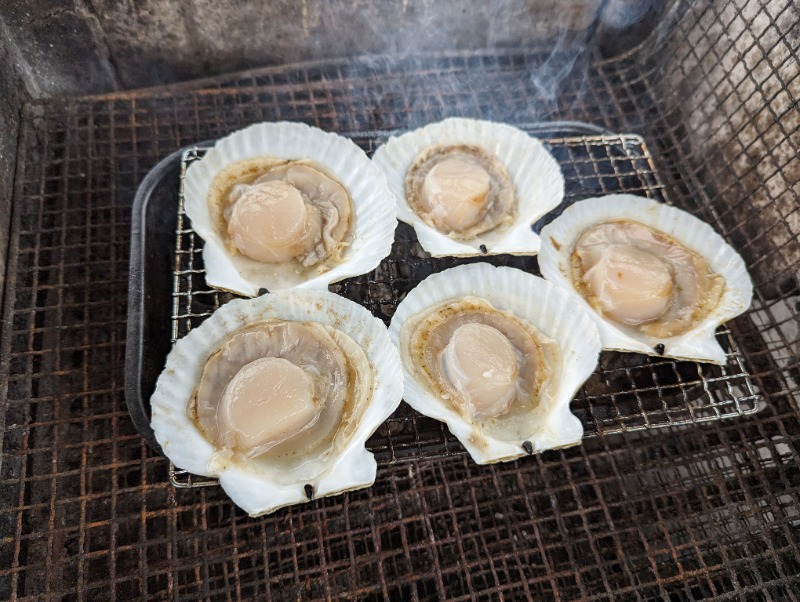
167, 131, 761, 488
1, 1, 799, 596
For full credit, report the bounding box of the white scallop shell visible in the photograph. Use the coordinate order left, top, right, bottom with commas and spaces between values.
389, 263, 600, 464
372, 117, 564, 257
183, 121, 398, 296
150, 290, 404, 516
539, 194, 753, 364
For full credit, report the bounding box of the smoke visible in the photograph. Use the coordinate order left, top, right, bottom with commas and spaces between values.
322, 1, 609, 130
284, 0, 658, 132
529, 20, 593, 117
602, 0, 655, 29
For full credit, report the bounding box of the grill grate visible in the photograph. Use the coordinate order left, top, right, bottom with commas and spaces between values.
1, 20, 799, 600
166, 132, 760, 488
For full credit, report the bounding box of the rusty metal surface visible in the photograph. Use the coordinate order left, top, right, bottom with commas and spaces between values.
1, 22, 799, 602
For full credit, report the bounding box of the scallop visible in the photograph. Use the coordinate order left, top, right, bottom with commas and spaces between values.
150, 290, 403, 516
183, 121, 398, 296
389, 263, 600, 464
372, 118, 564, 257
539, 195, 753, 364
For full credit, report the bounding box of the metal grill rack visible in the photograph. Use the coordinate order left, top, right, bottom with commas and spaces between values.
167, 132, 760, 488
1, 7, 799, 596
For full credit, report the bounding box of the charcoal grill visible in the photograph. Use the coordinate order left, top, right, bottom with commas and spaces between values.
1, 1, 799, 599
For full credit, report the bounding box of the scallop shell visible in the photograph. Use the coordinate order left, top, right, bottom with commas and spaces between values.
372, 117, 564, 257
538, 194, 753, 364
150, 290, 404, 516
183, 121, 398, 296
389, 263, 600, 464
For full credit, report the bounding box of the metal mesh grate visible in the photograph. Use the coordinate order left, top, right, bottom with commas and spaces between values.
1, 16, 799, 600
167, 132, 760, 488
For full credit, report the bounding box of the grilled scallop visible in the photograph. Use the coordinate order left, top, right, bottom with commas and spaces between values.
390, 263, 600, 464
373, 118, 564, 257
150, 290, 403, 516
183, 121, 397, 295
539, 195, 753, 364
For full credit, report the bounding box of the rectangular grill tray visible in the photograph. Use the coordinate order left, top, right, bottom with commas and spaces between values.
124, 122, 761, 483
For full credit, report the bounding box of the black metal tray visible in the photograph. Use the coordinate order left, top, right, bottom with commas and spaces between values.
125, 122, 760, 463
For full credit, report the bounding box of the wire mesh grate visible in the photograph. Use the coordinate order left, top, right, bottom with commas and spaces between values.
1, 12, 798, 597
167, 131, 760, 487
